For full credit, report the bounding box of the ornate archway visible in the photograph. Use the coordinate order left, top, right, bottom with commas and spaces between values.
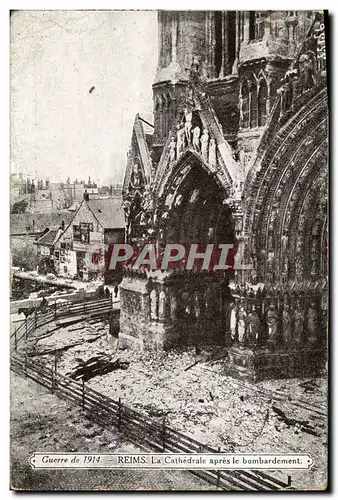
225, 87, 328, 380
147, 152, 237, 348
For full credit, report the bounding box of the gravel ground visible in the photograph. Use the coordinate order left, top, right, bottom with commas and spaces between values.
21, 320, 328, 491
10, 372, 212, 491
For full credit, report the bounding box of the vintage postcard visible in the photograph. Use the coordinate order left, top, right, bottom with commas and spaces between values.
10, 10, 328, 491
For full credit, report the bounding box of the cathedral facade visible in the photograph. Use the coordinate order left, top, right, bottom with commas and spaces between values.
120, 11, 328, 381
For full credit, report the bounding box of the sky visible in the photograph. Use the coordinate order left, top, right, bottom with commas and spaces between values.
10, 10, 158, 185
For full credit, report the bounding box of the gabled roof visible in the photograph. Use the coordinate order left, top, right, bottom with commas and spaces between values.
87, 197, 125, 229
123, 114, 152, 196
35, 229, 59, 247
10, 211, 73, 236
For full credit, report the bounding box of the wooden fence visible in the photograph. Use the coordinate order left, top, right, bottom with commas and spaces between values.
11, 297, 113, 349
11, 352, 292, 491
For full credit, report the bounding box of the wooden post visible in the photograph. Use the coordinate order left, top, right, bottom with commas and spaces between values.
216, 446, 221, 488
52, 351, 57, 393
162, 417, 166, 451
118, 397, 122, 430
288, 475, 292, 487
24, 353, 27, 378
14, 329, 17, 352
82, 379, 85, 410
25, 318, 28, 340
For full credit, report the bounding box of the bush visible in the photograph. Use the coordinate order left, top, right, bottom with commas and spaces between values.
11, 237, 38, 271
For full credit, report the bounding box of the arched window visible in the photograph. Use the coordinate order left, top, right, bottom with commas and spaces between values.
250, 80, 258, 128
214, 12, 223, 77
162, 95, 168, 140
256, 13, 265, 41
241, 80, 249, 129
154, 97, 161, 140
258, 79, 268, 126
249, 12, 256, 41
227, 12, 236, 74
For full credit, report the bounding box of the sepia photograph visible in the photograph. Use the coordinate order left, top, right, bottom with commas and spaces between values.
10, 9, 328, 492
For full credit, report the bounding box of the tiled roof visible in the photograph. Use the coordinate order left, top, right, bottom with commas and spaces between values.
87, 197, 125, 229
10, 211, 73, 236
35, 229, 59, 246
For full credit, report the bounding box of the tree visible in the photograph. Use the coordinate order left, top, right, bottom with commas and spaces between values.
11, 199, 29, 214
11, 237, 38, 271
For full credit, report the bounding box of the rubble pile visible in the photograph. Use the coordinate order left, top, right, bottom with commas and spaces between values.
33, 329, 327, 490
27, 320, 108, 357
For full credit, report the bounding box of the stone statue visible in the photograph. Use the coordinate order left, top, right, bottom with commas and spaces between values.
282, 302, 293, 348
299, 53, 316, 92
150, 289, 157, 320
281, 233, 288, 253
184, 108, 193, 145
168, 136, 176, 163
307, 301, 319, 343
237, 304, 247, 345
266, 303, 280, 345
200, 129, 209, 161
293, 299, 304, 346
130, 163, 143, 190
194, 291, 201, 318
176, 123, 186, 157
208, 138, 217, 170
192, 126, 201, 152
170, 292, 177, 322
230, 303, 237, 342
247, 304, 261, 346
159, 289, 167, 320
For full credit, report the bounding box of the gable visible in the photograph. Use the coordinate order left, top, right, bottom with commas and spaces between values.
123, 114, 152, 198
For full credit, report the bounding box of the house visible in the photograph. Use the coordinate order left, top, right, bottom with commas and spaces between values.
34, 228, 62, 274
52, 196, 125, 283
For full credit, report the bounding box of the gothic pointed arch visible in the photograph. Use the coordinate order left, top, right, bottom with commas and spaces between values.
243, 87, 328, 284
240, 79, 249, 129
122, 114, 152, 198
152, 97, 239, 200
257, 77, 268, 126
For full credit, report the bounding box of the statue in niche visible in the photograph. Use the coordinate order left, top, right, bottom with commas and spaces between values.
130, 162, 143, 190
266, 303, 280, 345
190, 189, 199, 203
194, 291, 201, 318
208, 138, 217, 170
189, 56, 201, 87
149, 150, 157, 180
150, 289, 158, 320
237, 303, 247, 345
168, 136, 176, 163
282, 302, 293, 348
281, 232, 288, 253
200, 129, 209, 161
230, 301, 238, 342
192, 126, 201, 152
299, 53, 316, 92
307, 301, 319, 343
174, 193, 183, 207
182, 291, 191, 315
170, 292, 177, 322
176, 122, 186, 157
247, 304, 262, 346
293, 299, 304, 346
184, 108, 193, 145
159, 289, 167, 320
